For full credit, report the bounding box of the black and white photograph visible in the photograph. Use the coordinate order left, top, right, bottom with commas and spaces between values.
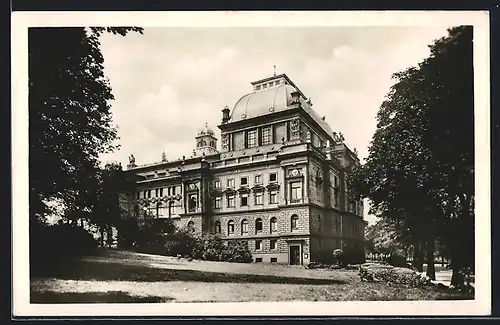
12, 11, 490, 316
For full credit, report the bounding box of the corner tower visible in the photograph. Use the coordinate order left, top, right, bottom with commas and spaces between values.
194, 122, 219, 157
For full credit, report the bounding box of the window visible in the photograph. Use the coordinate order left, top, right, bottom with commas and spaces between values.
269, 173, 277, 182
228, 220, 235, 235
255, 257, 263, 263
255, 240, 262, 250
247, 130, 257, 148
214, 221, 221, 234
270, 257, 277, 263
270, 217, 278, 233
214, 180, 221, 188
241, 220, 248, 234
227, 194, 235, 208
214, 196, 221, 209
227, 178, 235, 188
270, 239, 277, 250
159, 188, 163, 197
240, 177, 248, 186
261, 127, 272, 145
254, 192, 263, 205
256, 85, 261, 91
291, 214, 299, 231
255, 175, 262, 184
188, 221, 195, 232
263, 83, 268, 89
168, 202, 175, 216
290, 182, 302, 202
147, 190, 152, 198
255, 218, 263, 233
241, 194, 248, 206
155, 188, 159, 197
269, 190, 278, 204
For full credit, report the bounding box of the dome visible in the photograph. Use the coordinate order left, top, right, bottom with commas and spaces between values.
198, 122, 215, 136
228, 83, 335, 139
229, 84, 297, 123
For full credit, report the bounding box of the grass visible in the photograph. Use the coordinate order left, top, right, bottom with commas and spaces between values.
30, 250, 474, 303
30, 290, 173, 303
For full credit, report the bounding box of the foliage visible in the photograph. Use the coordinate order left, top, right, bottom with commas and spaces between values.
29, 27, 143, 223
135, 217, 177, 254
221, 240, 254, 263
350, 26, 474, 285
385, 254, 409, 268
30, 222, 99, 275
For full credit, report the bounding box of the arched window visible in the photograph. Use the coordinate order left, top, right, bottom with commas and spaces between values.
210, 141, 215, 147
187, 220, 195, 232
270, 217, 278, 233
202, 140, 207, 147
241, 219, 248, 234
291, 214, 299, 231
228, 220, 235, 235
255, 218, 263, 233
214, 221, 221, 234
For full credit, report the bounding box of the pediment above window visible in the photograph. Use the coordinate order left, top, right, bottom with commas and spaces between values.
265, 183, 281, 190
237, 186, 251, 194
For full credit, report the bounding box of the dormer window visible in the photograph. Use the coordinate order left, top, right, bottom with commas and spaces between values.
256, 85, 261, 91
263, 83, 268, 89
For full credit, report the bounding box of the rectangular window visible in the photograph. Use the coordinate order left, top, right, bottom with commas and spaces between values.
147, 190, 152, 198
256, 85, 261, 91
270, 239, 277, 250
242, 222, 248, 234
227, 195, 235, 208
255, 257, 263, 263
155, 189, 159, 197
269, 173, 277, 182
228, 223, 235, 235
227, 178, 235, 188
241, 194, 248, 207
159, 188, 163, 197
255, 175, 262, 184
172, 186, 176, 195
269, 190, 278, 204
215, 180, 221, 188
247, 130, 257, 148
214, 196, 221, 209
169, 204, 175, 216
270, 257, 277, 263
240, 177, 248, 186
290, 182, 302, 202
255, 240, 262, 250
167, 187, 171, 196
261, 127, 272, 145
254, 192, 263, 205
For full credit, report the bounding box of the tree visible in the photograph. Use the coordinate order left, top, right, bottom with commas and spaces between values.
29, 27, 143, 224
350, 26, 473, 286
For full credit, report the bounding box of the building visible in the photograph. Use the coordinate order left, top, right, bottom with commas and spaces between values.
123, 73, 367, 265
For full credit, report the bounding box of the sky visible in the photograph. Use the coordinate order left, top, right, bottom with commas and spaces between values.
97, 26, 453, 224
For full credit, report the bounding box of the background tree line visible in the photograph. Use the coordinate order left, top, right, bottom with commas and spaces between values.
350, 26, 474, 287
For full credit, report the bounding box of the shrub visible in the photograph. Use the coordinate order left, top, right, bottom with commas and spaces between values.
222, 240, 253, 263
30, 222, 99, 274
359, 263, 431, 287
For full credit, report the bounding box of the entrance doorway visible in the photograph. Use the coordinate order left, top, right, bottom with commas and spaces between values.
289, 245, 301, 265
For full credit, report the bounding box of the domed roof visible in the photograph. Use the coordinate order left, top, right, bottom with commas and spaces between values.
229, 84, 297, 123
228, 83, 335, 139
198, 122, 215, 136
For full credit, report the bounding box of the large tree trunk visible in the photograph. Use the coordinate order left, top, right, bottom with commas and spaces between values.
426, 240, 436, 280
412, 242, 424, 272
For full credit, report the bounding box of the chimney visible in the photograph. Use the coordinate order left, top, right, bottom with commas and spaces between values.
222, 106, 230, 123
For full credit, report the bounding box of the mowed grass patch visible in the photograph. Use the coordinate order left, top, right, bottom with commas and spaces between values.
32, 258, 345, 285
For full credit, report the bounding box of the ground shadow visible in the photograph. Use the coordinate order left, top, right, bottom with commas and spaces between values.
31, 259, 346, 285
30, 290, 174, 303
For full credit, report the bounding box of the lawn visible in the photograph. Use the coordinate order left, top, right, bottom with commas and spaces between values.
30, 250, 473, 303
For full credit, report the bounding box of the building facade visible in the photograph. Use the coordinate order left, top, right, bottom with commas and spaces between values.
124, 73, 367, 265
